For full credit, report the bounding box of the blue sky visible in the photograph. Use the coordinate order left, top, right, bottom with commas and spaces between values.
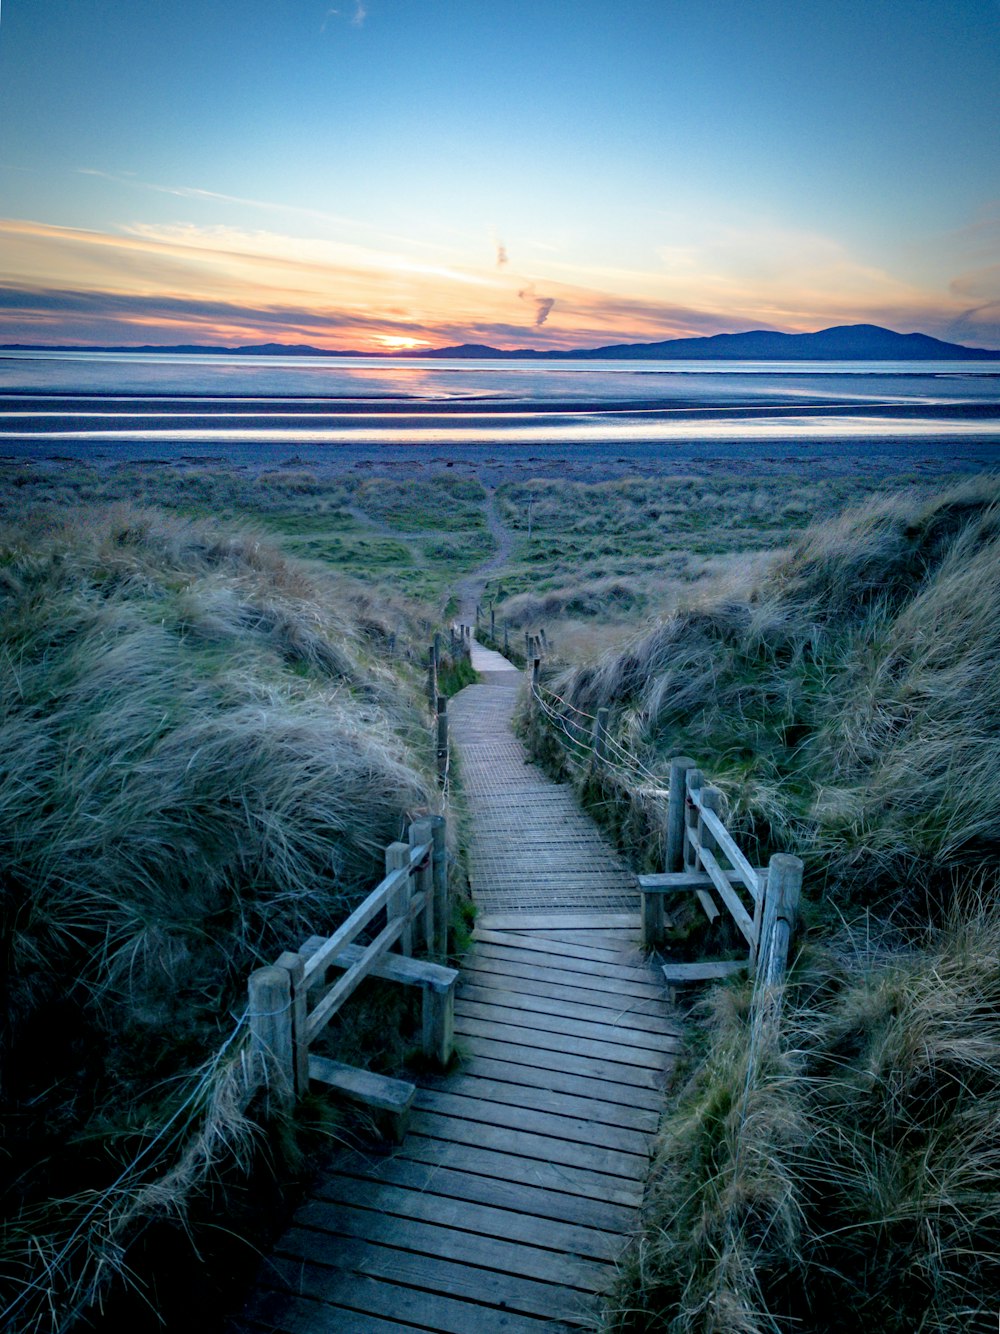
1, 0, 998, 349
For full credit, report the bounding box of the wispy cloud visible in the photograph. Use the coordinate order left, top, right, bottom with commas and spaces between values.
518, 284, 556, 327
322, 1, 367, 31
496, 240, 508, 268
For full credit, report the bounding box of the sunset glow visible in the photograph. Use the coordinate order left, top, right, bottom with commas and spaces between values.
0, 2, 997, 351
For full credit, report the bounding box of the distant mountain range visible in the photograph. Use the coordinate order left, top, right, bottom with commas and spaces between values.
3, 324, 999, 361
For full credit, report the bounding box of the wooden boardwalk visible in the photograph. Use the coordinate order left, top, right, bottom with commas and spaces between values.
235, 645, 677, 1332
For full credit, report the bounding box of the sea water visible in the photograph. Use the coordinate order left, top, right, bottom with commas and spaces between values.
1, 350, 998, 467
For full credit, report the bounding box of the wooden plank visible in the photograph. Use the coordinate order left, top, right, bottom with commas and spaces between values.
270, 1237, 596, 1327
687, 829, 756, 945
423, 1069, 660, 1133
258, 1269, 570, 1334
697, 806, 762, 900
457, 1030, 667, 1095
307, 889, 426, 1039
330, 1151, 640, 1234
414, 1087, 650, 1157
308, 1057, 415, 1113
466, 949, 665, 1002
458, 981, 679, 1038
289, 1200, 612, 1293
303, 938, 458, 994
662, 960, 747, 982
301, 841, 429, 984
315, 1173, 623, 1262
439, 1051, 665, 1116
695, 887, 722, 923
470, 934, 657, 984
409, 1108, 647, 1183
396, 1133, 644, 1208
472, 928, 647, 969
529, 928, 642, 947
476, 912, 640, 932
237, 1286, 425, 1333
462, 962, 671, 1024
455, 1002, 674, 1064
639, 869, 755, 891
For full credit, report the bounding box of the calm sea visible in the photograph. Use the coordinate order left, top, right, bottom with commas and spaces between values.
1, 349, 999, 467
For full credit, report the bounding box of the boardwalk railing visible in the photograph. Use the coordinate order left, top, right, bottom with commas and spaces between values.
248, 815, 457, 1137
527, 662, 803, 989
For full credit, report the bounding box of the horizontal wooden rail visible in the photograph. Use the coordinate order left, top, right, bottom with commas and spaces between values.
301, 841, 431, 986
248, 813, 451, 1131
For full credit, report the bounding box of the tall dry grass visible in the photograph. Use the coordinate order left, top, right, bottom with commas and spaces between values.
519, 477, 1000, 1332
0, 504, 437, 1331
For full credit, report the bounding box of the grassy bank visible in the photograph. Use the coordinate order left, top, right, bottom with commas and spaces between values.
522, 477, 1000, 1332
0, 461, 494, 608
479, 465, 974, 664
0, 503, 443, 1331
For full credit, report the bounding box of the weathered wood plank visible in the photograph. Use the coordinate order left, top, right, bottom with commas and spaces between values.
421, 1069, 660, 1133
314, 1173, 623, 1262
288, 1200, 613, 1292
329, 1151, 638, 1233
466, 949, 665, 1002
662, 960, 749, 982
457, 1030, 668, 1094
469, 937, 658, 985
454, 1007, 675, 1069
268, 1238, 596, 1327
476, 912, 640, 932
414, 1087, 650, 1157
458, 982, 679, 1039
696, 806, 762, 900
237, 1286, 429, 1334
409, 1108, 648, 1182
462, 962, 669, 1022
246, 1273, 571, 1334
440, 1051, 663, 1117
473, 928, 648, 970
396, 1133, 644, 1208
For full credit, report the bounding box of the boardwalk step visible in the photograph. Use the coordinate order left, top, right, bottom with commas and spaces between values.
308, 1056, 415, 1142
477, 911, 641, 931
661, 960, 748, 983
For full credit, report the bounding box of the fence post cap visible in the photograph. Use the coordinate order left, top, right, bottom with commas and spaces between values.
767, 852, 804, 873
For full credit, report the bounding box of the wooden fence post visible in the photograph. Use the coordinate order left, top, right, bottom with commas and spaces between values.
426, 645, 437, 710
758, 853, 803, 987
666, 756, 697, 873
641, 755, 697, 948
490, 606, 496, 639
525, 630, 531, 659
433, 632, 441, 670
386, 841, 413, 956
248, 965, 294, 1111
503, 619, 509, 654
409, 817, 435, 954
531, 656, 541, 691
436, 695, 449, 786
275, 951, 309, 1098
431, 815, 448, 959
683, 767, 703, 874
539, 627, 548, 651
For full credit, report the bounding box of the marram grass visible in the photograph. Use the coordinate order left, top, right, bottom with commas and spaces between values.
0, 505, 437, 1331
519, 477, 1000, 1332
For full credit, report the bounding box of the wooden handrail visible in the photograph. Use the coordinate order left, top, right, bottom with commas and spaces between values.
301, 841, 431, 984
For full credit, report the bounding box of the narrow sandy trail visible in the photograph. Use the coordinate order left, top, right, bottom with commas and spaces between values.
453, 489, 517, 619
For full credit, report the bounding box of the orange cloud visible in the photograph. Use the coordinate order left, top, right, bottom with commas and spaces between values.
0, 214, 992, 350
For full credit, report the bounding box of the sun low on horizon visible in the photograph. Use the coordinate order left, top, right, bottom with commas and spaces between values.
0, 0, 998, 353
